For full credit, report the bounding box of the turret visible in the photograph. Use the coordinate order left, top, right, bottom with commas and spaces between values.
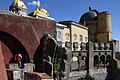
9, 0, 27, 16
97, 11, 112, 42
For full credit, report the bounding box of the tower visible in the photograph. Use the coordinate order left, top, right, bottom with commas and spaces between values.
79, 7, 98, 42
9, 0, 27, 16
97, 11, 112, 42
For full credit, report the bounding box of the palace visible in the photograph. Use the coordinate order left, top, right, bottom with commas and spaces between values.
0, 0, 120, 80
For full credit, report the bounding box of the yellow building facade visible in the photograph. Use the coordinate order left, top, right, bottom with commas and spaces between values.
59, 21, 88, 51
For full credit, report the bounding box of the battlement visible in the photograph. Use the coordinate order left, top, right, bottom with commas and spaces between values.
99, 11, 111, 15
85, 20, 97, 25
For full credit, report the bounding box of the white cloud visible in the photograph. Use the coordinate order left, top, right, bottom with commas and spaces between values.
28, 0, 40, 7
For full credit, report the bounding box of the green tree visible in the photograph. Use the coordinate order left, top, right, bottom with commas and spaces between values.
78, 74, 95, 80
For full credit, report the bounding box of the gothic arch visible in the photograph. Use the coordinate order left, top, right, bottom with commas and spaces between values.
0, 30, 30, 63
81, 56, 87, 70
81, 56, 86, 60
106, 55, 111, 64
94, 55, 99, 67
100, 55, 105, 67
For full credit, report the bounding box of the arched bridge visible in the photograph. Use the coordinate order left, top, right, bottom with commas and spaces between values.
0, 14, 56, 64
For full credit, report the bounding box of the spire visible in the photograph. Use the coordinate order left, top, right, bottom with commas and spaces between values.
89, 6, 92, 11
36, 5, 38, 10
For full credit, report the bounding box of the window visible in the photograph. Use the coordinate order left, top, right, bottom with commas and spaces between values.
73, 34, 77, 41
65, 33, 70, 40
57, 31, 61, 39
65, 42, 70, 48
80, 35, 83, 41
73, 42, 78, 51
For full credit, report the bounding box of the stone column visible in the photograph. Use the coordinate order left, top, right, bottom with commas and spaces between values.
86, 41, 94, 74
63, 50, 72, 80
111, 42, 116, 59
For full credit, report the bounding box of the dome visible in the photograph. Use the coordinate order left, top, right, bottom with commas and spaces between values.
32, 7, 49, 17
40, 8, 48, 14
12, 0, 27, 9
79, 8, 98, 23
14, 0, 24, 5
39, 8, 49, 16
9, 0, 27, 16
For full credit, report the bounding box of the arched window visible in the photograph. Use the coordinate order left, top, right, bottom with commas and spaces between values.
80, 35, 83, 41
72, 56, 78, 62
100, 55, 105, 67
71, 56, 79, 71
94, 55, 99, 68
106, 55, 111, 64
65, 33, 70, 40
81, 56, 87, 70
73, 34, 77, 41
81, 56, 86, 60
57, 31, 61, 39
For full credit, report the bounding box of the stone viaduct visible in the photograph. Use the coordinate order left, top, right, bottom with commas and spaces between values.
0, 14, 55, 79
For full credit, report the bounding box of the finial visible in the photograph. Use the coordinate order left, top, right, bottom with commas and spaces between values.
89, 6, 92, 11
36, 5, 38, 9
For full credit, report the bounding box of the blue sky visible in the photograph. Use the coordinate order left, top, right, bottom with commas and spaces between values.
0, 0, 120, 41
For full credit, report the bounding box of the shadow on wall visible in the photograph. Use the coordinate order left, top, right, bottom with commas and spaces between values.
33, 34, 57, 76
0, 30, 30, 63
33, 34, 67, 78
115, 52, 120, 60
105, 59, 120, 80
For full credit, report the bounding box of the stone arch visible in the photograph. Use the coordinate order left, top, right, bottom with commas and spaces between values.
81, 56, 86, 60
100, 55, 105, 67
0, 30, 30, 63
106, 55, 111, 64
71, 56, 79, 71
94, 55, 99, 67
81, 56, 87, 70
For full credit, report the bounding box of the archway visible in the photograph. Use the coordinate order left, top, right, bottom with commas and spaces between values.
106, 55, 111, 64
0, 31, 30, 63
81, 56, 87, 70
100, 55, 105, 67
71, 56, 79, 71
94, 55, 99, 68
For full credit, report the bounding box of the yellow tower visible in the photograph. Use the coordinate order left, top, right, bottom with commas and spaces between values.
97, 11, 112, 42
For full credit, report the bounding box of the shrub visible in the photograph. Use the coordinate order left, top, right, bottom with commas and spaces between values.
78, 74, 95, 80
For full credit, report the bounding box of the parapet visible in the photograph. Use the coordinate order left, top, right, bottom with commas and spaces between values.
99, 11, 111, 15
94, 42, 111, 50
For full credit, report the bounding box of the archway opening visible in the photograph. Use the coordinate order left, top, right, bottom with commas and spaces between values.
100, 55, 105, 67
94, 55, 99, 68
106, 55, 111, 65
0, 31, 30, 64
81, 56, 87, 70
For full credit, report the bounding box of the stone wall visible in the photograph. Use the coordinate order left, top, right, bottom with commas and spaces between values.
9, 63, 35, 72
7, 69, 53, 80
